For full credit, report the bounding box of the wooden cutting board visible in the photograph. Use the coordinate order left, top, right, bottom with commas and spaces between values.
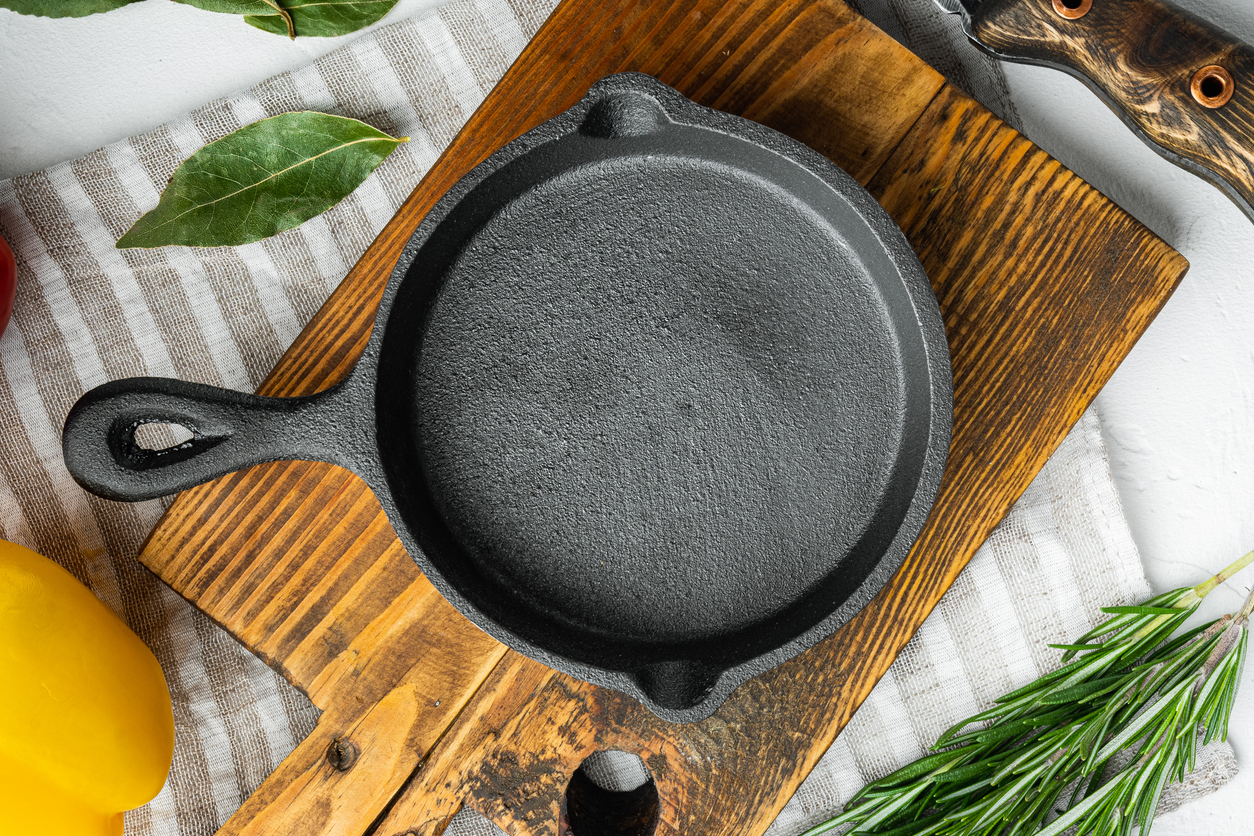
138, 1, 1189, 834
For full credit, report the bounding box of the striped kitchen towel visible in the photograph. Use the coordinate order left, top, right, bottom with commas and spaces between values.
0, 1, 1235, 835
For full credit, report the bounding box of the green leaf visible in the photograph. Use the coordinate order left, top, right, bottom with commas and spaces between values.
1151, 621, 1215, 658
1094, 680, 1191, 762
173, 0, 294, 36
1011, 783, 1067, 836
1036, 773, 1130, 836
969, 767, 1047, 832
172, 0, 396, 37
1136, 754, 1173, 836
860, 748, 969, 791
1195, 652, 1235, 719
865, 814, 947, 836
799, 795, 887, 836
851, 782, 930, 833
249, 0, 397, 37
1101, 606, 1184, 615
171, 0, 273, 12
932, 760, 996, 784
991, 738, 1058, 785
0, 0, 139, 16
117, 112, 407, 249
974, 707, 1071, 746
996, 656, 1093, 703
1040, 675, 1126, 705
934, 774, 994, 803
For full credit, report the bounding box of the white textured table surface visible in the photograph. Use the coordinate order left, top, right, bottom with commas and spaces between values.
2, 1, 1252, 833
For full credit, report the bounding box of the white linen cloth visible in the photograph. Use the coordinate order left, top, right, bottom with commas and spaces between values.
0, 1, 1232, 834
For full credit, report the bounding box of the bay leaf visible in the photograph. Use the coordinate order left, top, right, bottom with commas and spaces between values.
169, 0, 274, 12
116, 112, 407, 249
170, 0, 292, 37
246, 0, 398, 37
0, 0, 140, 17
172, 0, 396, 37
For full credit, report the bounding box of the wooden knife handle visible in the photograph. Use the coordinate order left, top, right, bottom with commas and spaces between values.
970, 0, 1254, 220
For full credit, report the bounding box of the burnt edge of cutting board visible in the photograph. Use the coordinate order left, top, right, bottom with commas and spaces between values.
137, 2, 1189, 835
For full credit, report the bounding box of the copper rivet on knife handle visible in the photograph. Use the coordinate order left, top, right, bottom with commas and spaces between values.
1191, 65, 1235, 108
1051, 0, 1091, 20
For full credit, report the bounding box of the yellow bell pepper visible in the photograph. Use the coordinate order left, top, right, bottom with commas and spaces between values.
0, 540, 174, 836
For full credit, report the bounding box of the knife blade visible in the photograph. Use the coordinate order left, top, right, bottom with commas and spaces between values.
933, 0, 1254, 223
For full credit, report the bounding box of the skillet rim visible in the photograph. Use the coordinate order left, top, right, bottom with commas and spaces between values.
353, 71, 953, 723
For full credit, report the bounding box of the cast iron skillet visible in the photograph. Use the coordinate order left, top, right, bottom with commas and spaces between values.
63, 73, 952, 723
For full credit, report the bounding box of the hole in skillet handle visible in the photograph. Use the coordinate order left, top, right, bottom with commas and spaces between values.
561, 751, 660, 836
102, 415, 228, 489
132, 421, 196, 452
102, 408, 231, 489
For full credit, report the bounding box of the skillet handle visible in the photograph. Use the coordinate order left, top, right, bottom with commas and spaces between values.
62, 377, 352, 502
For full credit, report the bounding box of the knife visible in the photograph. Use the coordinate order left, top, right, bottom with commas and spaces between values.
935, 0, 1254, 222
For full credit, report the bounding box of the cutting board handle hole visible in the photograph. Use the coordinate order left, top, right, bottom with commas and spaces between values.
563, 750, 659, 836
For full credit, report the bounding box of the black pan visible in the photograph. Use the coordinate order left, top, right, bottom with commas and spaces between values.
63, 73, 952, 723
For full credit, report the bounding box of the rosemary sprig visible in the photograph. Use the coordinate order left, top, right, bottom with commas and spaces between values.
806, 549, 1254, 836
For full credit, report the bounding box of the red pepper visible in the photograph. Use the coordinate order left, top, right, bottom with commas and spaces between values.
0, 232, 15, 339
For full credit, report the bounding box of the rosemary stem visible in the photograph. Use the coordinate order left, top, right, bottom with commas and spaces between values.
1192, 547, 1254, 599
1126, 550, 1254, 644
1194, 617, 1239, 694
1236, 583, 1254, 621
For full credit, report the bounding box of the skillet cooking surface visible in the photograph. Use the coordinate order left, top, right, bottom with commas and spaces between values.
417, 160, 903, 641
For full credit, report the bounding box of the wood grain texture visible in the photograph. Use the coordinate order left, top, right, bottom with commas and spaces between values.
136, 1, 1188, 834
972, 0, 1254, 219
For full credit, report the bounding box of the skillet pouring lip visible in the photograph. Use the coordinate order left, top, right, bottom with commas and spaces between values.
60, 72, 952, 723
